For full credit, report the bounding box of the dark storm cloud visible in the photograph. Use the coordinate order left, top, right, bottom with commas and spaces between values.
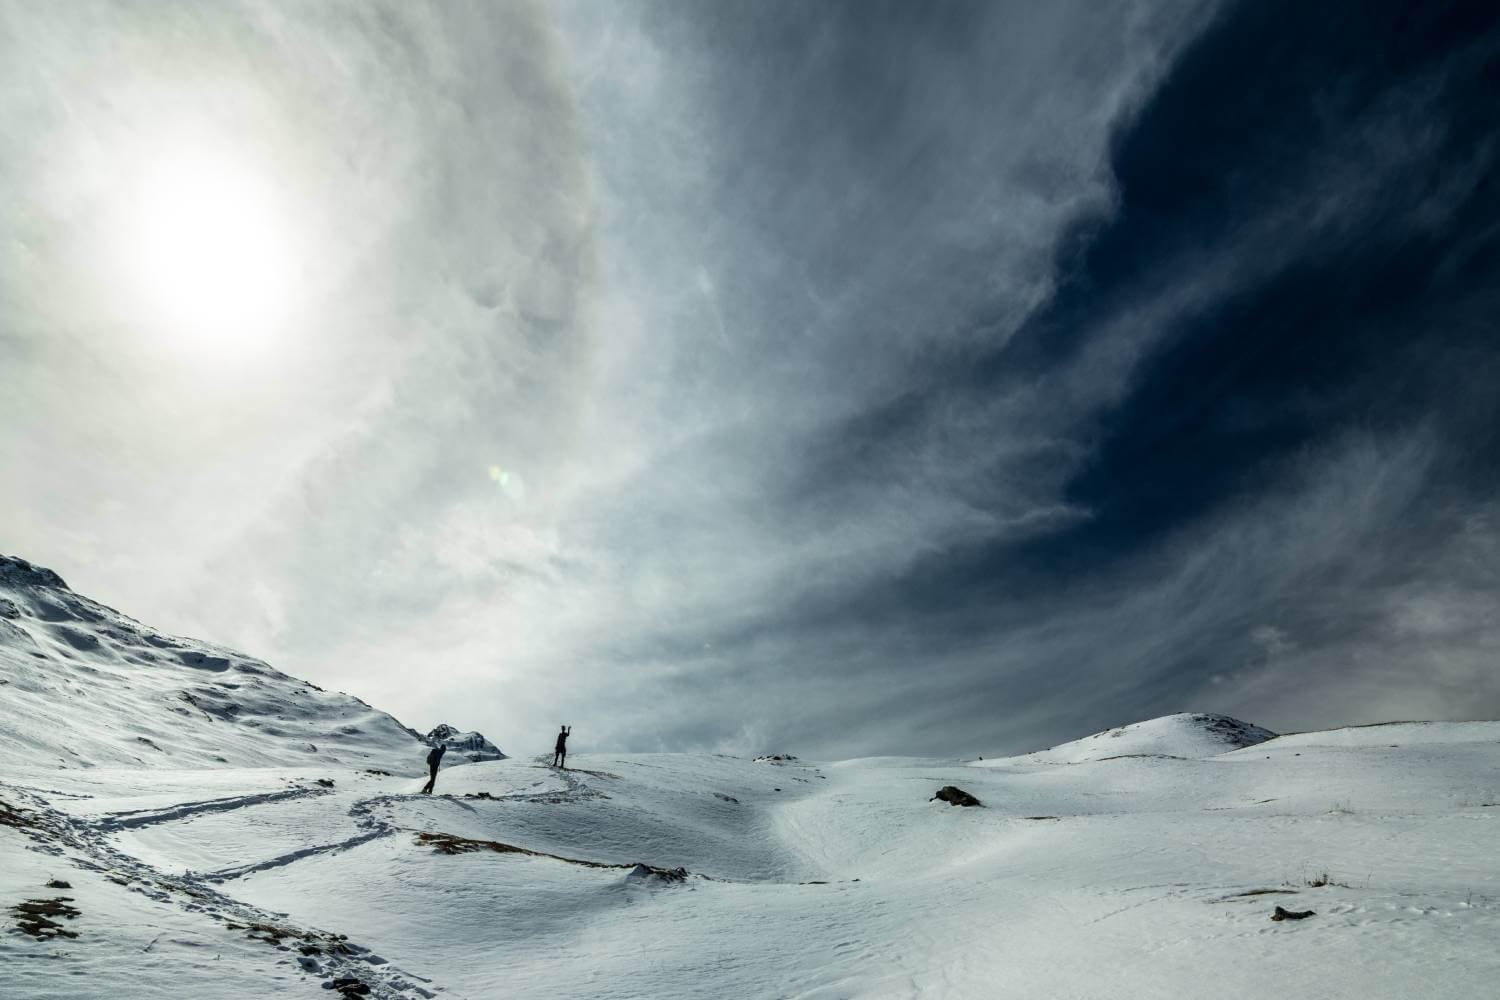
557, 0, 1500, 756
813, 0, 1500, 599
745, 0, 1500, 752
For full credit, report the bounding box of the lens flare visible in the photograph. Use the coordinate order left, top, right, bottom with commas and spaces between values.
488, 464, 526, 501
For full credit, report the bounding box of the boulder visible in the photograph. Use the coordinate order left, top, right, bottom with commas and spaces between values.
931, 785, 982, 807
1271, 905, 1316, 921
627, 863, 689, 883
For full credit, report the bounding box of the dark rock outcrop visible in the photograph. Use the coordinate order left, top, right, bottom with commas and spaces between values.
627, 863, 688, 883
0, 555, 68, 591
1271, 905, 1316, 921
931, 785, 982, 807
425, 724, 505, 761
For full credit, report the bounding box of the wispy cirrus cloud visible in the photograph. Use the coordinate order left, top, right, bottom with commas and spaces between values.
4, 0, 1498, 758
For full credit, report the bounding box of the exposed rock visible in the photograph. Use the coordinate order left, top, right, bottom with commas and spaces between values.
1271, 905, 1316, 921
12, 896, 81, 938
425, 724, 506, 761
416, 832, 615, 869
627, 863, 688, 883
415, 832, 694, 885
932, 786, 982, 807
0, 555, 69, 591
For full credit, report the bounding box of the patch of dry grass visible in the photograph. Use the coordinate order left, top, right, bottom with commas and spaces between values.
12, 897, 81, 939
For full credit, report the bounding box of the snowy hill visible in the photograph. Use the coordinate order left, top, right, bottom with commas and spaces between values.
0, 554, 425, 772
1010, 711, 1277, 763
425, 724, 506, 761
1, 562, 1495, 997
4, 722, 1498, 997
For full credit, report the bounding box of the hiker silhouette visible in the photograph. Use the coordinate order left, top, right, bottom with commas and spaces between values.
553, 725, 571, 768
421, 743, 446, 794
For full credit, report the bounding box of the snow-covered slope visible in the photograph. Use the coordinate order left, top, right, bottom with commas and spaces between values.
1, 562, 1494, 998
4, 715, 1497, 998
1011, 711, 1277, 763
0, 554, 425, 772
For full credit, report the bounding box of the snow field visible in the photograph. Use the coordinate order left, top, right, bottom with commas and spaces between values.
212, 733, 1499, 998
2, 742, 1497, 996
0, 825, 314, 1000
3, 566, 1498, 1000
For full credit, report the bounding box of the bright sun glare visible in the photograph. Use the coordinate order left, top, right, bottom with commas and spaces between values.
130, 152, 295, 351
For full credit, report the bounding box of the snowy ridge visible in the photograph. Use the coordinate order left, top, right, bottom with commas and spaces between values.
0, 554, 425, 772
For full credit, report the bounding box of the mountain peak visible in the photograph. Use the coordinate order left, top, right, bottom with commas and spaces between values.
425, 724, 506, 760
0, 554, 69, 591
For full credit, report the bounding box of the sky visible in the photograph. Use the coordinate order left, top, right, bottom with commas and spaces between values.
3, 0, 1499, 760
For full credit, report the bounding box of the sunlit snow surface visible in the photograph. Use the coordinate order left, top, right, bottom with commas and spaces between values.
3, 559, 1498, 997
4, 727, 1499, 998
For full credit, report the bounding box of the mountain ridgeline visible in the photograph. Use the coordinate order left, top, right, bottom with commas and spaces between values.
0, 554, 440, 772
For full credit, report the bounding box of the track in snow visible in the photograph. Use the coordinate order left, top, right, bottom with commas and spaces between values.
98, 786, 331, 830
0, 780, 450, 1000
197, 767, 611, 882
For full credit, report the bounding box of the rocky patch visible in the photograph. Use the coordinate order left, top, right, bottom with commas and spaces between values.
11, 896, 81, 939
931, 786, 982, 807
0, 797, 38, 830
416, 832, 698, 885
1271, 905, 1316, 921
627, 863, 688, 883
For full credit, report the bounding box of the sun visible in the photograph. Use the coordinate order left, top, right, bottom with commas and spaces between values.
129, 151, 296, 352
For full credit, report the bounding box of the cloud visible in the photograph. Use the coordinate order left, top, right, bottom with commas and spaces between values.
5, 0, 1499, 759
2, 1, 598, 623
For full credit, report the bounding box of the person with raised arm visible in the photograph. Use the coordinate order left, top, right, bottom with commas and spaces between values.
421, 742, 446, 794
553, 725, 571, 768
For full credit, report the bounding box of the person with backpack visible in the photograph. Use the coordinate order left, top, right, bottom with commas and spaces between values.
553, 725, 571, 768
421, 743, 446, 794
